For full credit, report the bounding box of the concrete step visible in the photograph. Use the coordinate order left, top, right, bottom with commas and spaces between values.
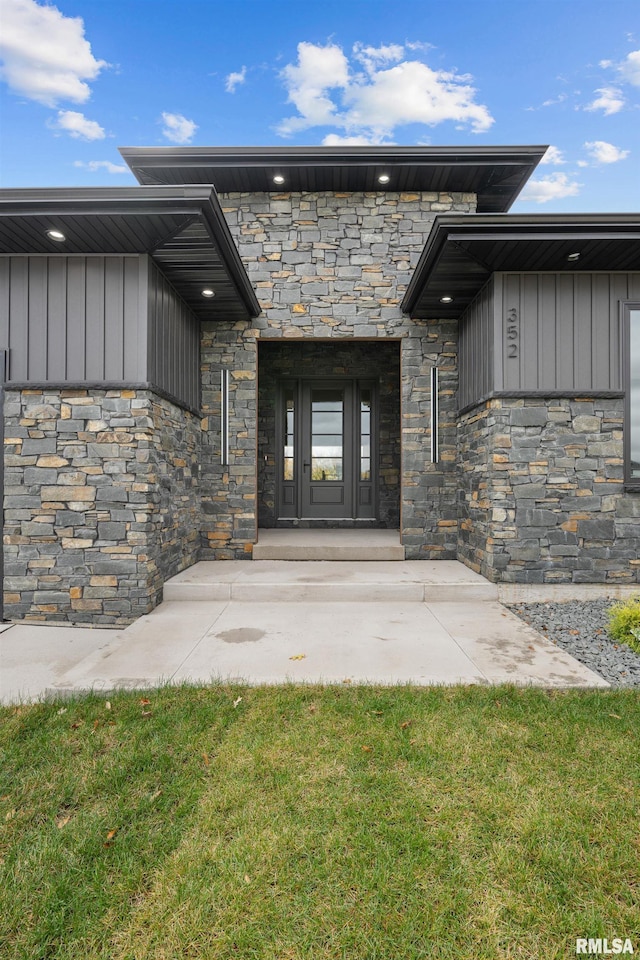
163, 559, 498, 604
252, 528, 405, 561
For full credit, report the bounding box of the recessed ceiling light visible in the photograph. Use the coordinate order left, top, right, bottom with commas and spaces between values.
567, 251, 581, 261
440, 295, 454, 303
273, 175, 285, 185
46, 229, 66, 242
201, 288, 215, 298
378, 174, 390, 184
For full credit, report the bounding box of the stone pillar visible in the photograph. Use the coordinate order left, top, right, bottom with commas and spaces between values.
3, 388, 201, 624
457, 397, 640, 584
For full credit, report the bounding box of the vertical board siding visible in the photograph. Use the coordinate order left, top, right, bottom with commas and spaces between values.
493, 273, 640, 393
458, 275, 494, 409
84, 257, 105, 380
147, 260, 200, 410
0, 255, 145, 382
28, 258, 48, 380
502, 274, 521, 391
47, 258, 67, 380
66, 258, 87, 380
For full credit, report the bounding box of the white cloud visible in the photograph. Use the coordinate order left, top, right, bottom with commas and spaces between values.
525, 93, 567, 112
277, 41, 494, 140
518, 172, 581, 204
73, 159, 128, 174
585, 86, 625, 115
352, 42, 404, 70
225, 66, 246, 93
53, 110, 105, 140
540, 145, 566, 165
0, 0, 107, 106
618, 49, 640, 86
542, 93, 567, 107
584, 140, 630, 164
278, 42, 350, 134
160, 112, 197, 144
322, 133, 393, 146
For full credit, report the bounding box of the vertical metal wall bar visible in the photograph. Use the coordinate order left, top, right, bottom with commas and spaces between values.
220, 368, 229, 466
430, 365, 439, 464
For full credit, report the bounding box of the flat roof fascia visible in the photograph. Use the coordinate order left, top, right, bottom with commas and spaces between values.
120, 144, 548, 213
402, 212, 640, 316
0, 185, 260, 319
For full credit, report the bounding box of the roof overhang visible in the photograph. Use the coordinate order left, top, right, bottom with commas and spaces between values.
0, 186, 260, 321
402, 213, 640, 319
120, 145, 548, 213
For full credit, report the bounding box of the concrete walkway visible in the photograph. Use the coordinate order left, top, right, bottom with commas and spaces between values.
0, 561, 607, 703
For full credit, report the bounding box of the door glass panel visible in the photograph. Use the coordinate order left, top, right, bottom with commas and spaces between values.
631, 310, 640, 478
360, 389, 371, 481
283, 388, 295, 481
311, 387, 343, 480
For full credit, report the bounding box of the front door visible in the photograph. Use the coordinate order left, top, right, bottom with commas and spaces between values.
277, 378, 376, 521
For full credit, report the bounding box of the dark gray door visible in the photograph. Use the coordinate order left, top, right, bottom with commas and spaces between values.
277, 377, 376, 521
301, 380, 354, 519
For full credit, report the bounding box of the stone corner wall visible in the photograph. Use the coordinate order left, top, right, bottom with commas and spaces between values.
457, 396, 640, 584
3, 388, 201, 624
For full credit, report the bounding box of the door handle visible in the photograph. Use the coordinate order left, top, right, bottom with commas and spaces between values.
303, 461, 310, 471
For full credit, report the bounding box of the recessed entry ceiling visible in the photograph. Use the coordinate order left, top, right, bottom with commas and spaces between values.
403, 214, 640, 319
120, 145, 548, 214
0, 187, 259, 322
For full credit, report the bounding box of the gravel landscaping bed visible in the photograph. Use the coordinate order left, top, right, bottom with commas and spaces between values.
507, 600, 640, 687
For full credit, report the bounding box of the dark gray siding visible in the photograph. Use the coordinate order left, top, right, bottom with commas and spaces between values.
147, 260, 200, 411
0, 255, 147, 382
459, 272, 640, 408
458, 275, 495, 410
494, 272, 640, 393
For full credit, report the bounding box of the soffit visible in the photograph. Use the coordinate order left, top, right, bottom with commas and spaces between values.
120, 145, 548, 214
0, 186, 259, 321
403, 214, 640, 318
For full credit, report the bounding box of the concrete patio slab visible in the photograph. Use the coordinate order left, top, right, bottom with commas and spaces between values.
1, 557, 609, 703
429, 602, 608, 688
0, 624, 118, 704
170, 601, 486, 686
48, 601, 228, 694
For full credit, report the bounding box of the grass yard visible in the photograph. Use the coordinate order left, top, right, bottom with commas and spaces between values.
1, 684, 639, 959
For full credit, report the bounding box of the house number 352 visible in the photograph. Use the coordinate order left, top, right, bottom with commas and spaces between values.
505, 307, 519, 358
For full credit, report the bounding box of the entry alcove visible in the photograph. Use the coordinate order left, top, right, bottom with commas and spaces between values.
257, 340, 401, 528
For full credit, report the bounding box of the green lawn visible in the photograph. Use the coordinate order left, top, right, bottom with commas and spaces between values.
1, 685, 639, 959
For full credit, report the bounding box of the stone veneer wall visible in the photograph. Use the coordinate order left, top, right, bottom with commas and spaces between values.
199, 190, 475, 559
4, 388, 200, 624
457, 397, 640, 583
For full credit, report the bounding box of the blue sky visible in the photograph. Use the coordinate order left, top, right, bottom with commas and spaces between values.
0, 0, 638, 212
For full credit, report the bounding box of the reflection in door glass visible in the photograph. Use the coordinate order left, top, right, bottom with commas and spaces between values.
283, 389, 294, 481
360, 389, 371, 481
312, 389, 343, 480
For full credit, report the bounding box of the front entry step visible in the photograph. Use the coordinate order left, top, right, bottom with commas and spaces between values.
163, 560, 498, 603
252, 529, 405, 561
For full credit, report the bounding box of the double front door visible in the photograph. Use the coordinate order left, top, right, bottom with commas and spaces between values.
277, 378, 376, 521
